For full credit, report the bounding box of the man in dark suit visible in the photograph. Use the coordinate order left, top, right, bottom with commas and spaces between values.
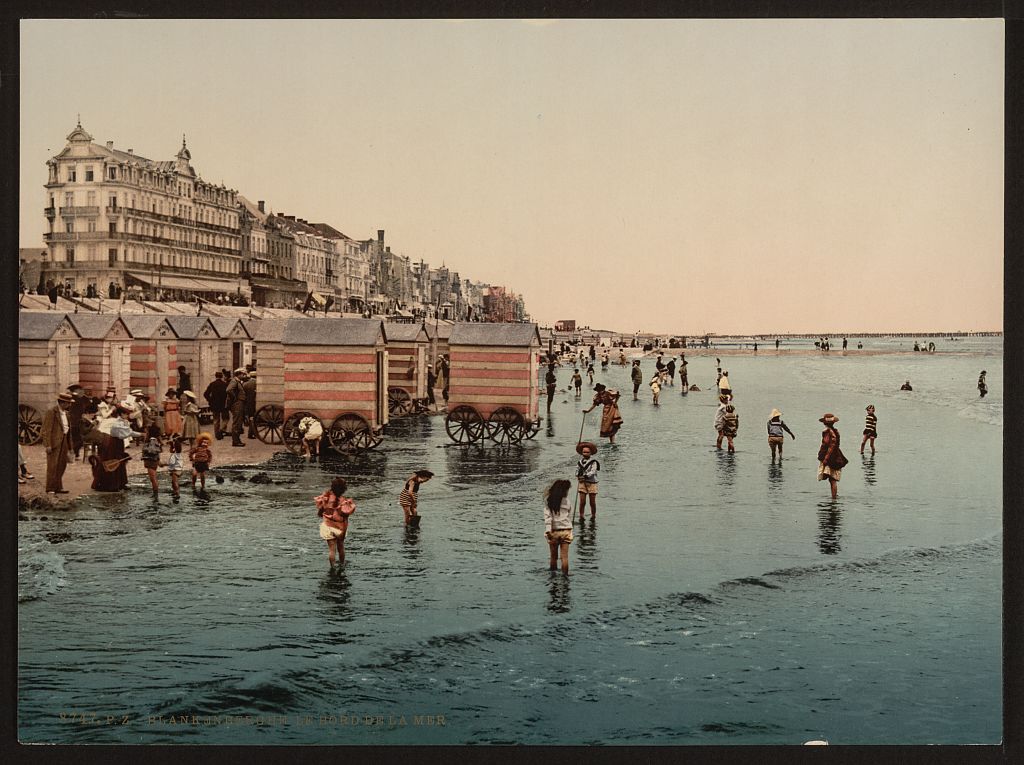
204, 371, 228, 439
41, 392, 74, 493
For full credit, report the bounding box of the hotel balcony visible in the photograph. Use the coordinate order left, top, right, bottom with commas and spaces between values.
59, 206, 100, 217
44, 206, 56, 219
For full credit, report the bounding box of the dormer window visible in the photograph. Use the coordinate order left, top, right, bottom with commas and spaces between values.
85, 167, 94, 182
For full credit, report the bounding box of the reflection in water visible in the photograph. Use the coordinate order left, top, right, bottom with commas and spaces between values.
446, 443, 539, 486
545, 413, 555, 439
317, 450, 390, 480
716, 450, 737, 491
402, 525, 421, 560
547, 574, 571, 613
574, 517, 597, 566
767, 461, 784, 494
816, 501, 842, 555
317, 568, 353, 616
862, 454, 876, 486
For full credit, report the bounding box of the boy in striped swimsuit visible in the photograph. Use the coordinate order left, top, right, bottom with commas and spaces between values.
861, 405, 877, 455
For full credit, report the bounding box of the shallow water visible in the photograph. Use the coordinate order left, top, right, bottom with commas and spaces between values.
18, 339, 1002, 744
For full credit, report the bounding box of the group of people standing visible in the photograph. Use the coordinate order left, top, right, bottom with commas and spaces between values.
29, 363, 265, 500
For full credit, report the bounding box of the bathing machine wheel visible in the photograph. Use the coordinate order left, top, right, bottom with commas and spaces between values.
445, 405, 485, 444
252, 404, 284, 444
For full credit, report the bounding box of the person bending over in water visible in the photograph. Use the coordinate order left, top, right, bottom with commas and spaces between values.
978, 371, 988, 398
900, 380, 913, 391
316, 476, 356, 566
400, 470, 434, 526
544, 479, 574, 574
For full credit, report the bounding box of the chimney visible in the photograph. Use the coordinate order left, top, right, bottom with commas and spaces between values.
106, 141, 114, 150
257, 201, 265, 213
377, 229, 384, 244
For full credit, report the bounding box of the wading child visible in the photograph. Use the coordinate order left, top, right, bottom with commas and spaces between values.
299, 414, 323, 460
861, 405, 878, 455
399, 470, 434, 526
141, 425, 163, 495
544, 479, 574, 574
721, 404, 739, 453
316, 476, 356, 567
571, 368, 583, 397
649, 373, 661, 405
188, 432, 213, 491
575, 442, 600, 520
166, 435, 184, 499
766, 408, 795, 461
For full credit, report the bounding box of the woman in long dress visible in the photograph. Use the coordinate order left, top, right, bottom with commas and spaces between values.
584, 383, 623, 444
163, 389, 182, 436
90, 405, 140, 491
181, 391, 200, 444
816, 413, 847, 499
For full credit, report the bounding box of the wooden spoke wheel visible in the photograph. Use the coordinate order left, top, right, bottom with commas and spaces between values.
18, 404, 42, 446
387, 386, 413, 417
328, 412, 373, 455
445, 405, 485, 444
253, 404, 284, 444
283, 411, 314, 455
486, 406, 526, 445
523, 418, 541, 440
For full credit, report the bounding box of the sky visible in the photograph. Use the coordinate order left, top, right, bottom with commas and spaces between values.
20, 19, 1003, 334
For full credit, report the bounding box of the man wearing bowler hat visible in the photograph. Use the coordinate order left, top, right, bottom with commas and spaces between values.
42, 392, 74, 493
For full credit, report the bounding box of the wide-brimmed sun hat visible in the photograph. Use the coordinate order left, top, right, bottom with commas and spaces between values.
819, 413, 839, 424
57, 392, 73, 403
196, 432, 213, 444
576, 441, 598, 454
182, 390, 197, 400
770, 408, 782, 418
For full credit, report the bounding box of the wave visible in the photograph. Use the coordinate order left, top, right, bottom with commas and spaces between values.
18, 530, 68, 603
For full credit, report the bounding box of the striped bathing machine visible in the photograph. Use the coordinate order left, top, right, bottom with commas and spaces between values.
164, 316, 220, 398
279, 318, 389, 454
243, 318, 288, 444
66, 314, 134, 401
384, 322, 430, 416
445, 323, 542, 444
18, 313, 82, 445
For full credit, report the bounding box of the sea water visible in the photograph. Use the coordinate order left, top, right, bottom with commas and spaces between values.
17, 340, 1002, 745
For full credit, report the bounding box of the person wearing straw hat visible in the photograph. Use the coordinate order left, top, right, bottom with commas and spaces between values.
575, 441, 600, 520
584, 383, 622, 444
180, 391, 201, 444
766, 408, 796, 461
41, 392, 74, 493
861, 405, 878, 455
817, 413, 848, 499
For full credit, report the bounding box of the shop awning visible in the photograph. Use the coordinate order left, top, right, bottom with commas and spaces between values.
127, 271, 249, 294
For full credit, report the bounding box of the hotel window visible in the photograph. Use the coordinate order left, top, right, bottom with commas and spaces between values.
109, 167, 117, 180
64, 192, 74, 207
109, 248, 117, 266
68, 167, 77, 182
88, 220, 96, 233
109, 195, 117, 208
85, 167, 94, 182
88, 245, 97, 260
66, 247, 75, 264
66, 220, 74, 234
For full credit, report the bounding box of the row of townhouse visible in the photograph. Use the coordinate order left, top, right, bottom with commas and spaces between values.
31, 121, 528, 322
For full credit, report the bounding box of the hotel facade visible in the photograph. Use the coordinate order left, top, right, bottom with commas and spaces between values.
36, 122, 527, 321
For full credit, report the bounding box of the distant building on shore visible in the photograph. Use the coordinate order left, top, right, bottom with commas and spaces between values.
555, 319, 576, 332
